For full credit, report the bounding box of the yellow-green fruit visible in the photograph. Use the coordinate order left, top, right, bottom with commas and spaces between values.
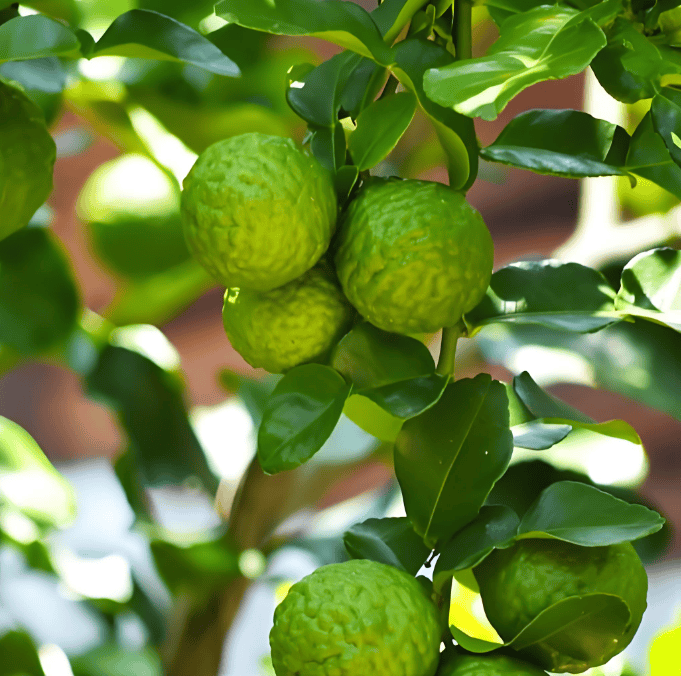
223, 265, 354, 373
436, 650, 548, 675
270, 559, 442, 676
334, 178, 493, 334
0, 80, 56, 241
474, 539, 648, 673
181, 132, 337, 291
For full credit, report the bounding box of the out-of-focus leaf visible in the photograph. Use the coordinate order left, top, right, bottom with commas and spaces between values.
512, 371, 594, 423
70, 645, 161, 676
0, 229, 79, 353
651, 87, 681, 167
511, 420, 572, 450
0, 416, 76, 528
0, 56, 66, 93
0, 632, 46, 676
394, 374, 513, 549
0, 15, 80, 63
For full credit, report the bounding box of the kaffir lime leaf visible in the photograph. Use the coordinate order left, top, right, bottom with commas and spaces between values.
436, 650, 548, 675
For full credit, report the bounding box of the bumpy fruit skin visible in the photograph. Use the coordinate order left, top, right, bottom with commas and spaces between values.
0, 81, 56, 241
270, 559, 442, 676
181, 132, 337, 291
474, 539, 648, 673
436, 650, 548, 675
222, 265, 354, 373
334, 178, 493, 334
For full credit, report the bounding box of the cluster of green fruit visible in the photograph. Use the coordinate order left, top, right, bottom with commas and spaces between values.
180, 132, 494, 373
268, 539, 647, 676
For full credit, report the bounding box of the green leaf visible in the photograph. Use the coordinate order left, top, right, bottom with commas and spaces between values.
394, 374, 513, 549
310, 123, 346, 171
343, 516, 431, 574
465, 260, 618, 335
0, 15, 80, 63
349, 91, 416, 170
433, 505, 519, 592
391, 38, 477, 189
343, 393, 404, 442
0, 632, 46, 676
626, 111, 681, 199
361, 373, 449, 420
448, 625, 502, 653
216, 0, 393, 64
423, 6, 606, 121
517, 480, 666, 546
335, 164, 359, 205
0, 229, 79, 354
480, 109, 633, 179
0, 56, 66, 93
512, 371, 594, 423
511, 420, 572, 450
70, 645, 161, 676
257, 364, 352, 474
91, 10, 239, 76
651, 87, 681, 167
0, 416, 76, 528
616, 247, 681, 332
371, 0, 430, 42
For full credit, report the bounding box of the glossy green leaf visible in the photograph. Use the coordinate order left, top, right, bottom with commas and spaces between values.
257, 364, 352, 474
511, 420, 572, 450
0, 416, 76, 528
394, 374, 513, 549
371, 0, 430, 42
0, 229, 79, 353
0, 632, 46, 676
349, 91, 416, 170
343, 517, 431, 574
216, 0, 393, 64
391, 38, 477, 190
465, 260, 618, 335
433, 506, 519, 592
423, 6, 606, 121
90, 10, 239, 76
486, 0, 622, 27
334, 164, 359, 206
517, 481, 666, 546
448, 626, 502, 653
310, 123, 346, 171
626, 112, 681, 199
651, 87, 681, 167
361, 373, 449, 420
480, 109, 632, 178
343, 393, 404, 442
0, 15, 80, 63
616, 247, 681, 332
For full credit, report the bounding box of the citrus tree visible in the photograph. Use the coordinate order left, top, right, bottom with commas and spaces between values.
1, 0, 680, 674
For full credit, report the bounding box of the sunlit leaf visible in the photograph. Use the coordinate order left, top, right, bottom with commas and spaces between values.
511, 420, 572, 450
0, 15, 80, 63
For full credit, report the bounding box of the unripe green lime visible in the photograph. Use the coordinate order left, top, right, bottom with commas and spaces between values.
77, 154, 189, 278
222, 265, 354, 373
436, 649, 548, 675
334, 178, 493, 334
181, 132, 337, 291
0, 80, 56, 241
474, 539, 648, 673
270, 559, 442, 676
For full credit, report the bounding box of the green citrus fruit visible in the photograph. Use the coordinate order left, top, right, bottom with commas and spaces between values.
436, 649, 547, 675
222, 265, 354, 373
334, 178, 493, 334
474, 539, 648, 673
181, 132, 337, 291
77, 154, 190, 278
0, 80, 56, 241
270, 559, 442, 676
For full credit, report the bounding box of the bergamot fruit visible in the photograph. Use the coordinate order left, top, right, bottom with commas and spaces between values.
77, 154, 189, 278
222, 264, 354, 373
474, 539, 648, 673
270, 559, 442, 676
334, 178, 493, 334
181, 132, 337, 291
436, 649, 547, 675
0, 80, 56, 241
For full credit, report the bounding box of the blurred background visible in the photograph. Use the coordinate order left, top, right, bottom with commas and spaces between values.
0, 0, 680, 675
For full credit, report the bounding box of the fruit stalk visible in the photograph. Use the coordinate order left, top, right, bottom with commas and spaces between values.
436, 323, 463, 377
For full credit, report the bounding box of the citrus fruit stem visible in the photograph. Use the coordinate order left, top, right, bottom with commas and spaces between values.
436, 323, 464, 377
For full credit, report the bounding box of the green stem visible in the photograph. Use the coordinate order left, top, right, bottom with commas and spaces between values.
454, 0, 473, 61
436, 324, 463, 377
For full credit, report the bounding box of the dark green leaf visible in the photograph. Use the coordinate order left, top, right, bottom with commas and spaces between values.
423, 6, 606, 121
433, 506, 519, 592
343, 517, 431, 574
518, 480, 665, 546
392, 38, 477, 189
334, 164, 359, 206
0, 229, 79, 353
216, 0, 393, 64
626, 112, 681, 199
0, 632, 46, 676
448, 625, 502, 653
480, 109, 632, 178
309, 123, 346, 172
257, 364, 351, 474
371, 0, 430, 42
91, 10, 239, 76
465, 260, 618, 335
0, 15, 80, 63
513, 371, 594, 423
651, 87, 681, 167
362, 373, 449, 419
0, 415, 76, 528
394, 374, 513, 549
511, 420, 572, 450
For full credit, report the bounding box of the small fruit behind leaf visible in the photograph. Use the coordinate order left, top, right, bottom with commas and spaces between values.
334, 178, 493, 334
269, 559, 442, 676
436, 648, 548, 675
0, 80, 56, 241
181, 132, 337, 291
223, 265, 354, 373
474, 539, 648, 673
